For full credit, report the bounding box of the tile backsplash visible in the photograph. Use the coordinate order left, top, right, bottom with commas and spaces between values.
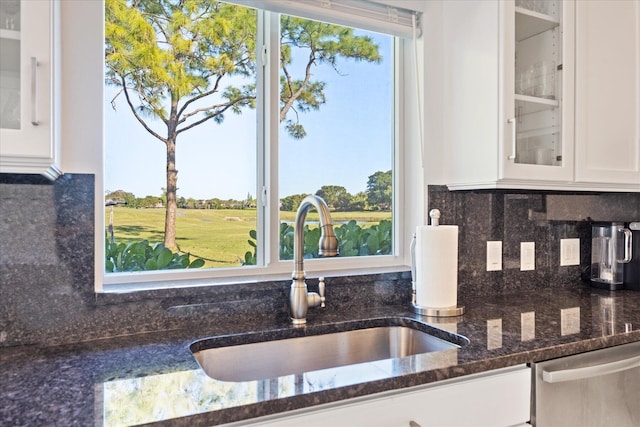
428, 185, 640, 298
1, 174, 639, 347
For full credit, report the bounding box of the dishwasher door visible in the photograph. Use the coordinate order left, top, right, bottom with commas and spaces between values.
532, 341, 640, 427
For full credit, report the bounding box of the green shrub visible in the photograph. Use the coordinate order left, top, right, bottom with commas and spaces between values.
105, 239, 205, 272
243, 229, 257, 266
334, 219, 392, 257
243, 219, 392, 265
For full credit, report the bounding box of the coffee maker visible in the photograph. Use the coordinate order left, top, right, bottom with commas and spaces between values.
591, 222, 639, 291
624, 222, 640, 290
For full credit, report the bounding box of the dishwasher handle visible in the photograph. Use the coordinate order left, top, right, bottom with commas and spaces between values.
542, 354, 640, 383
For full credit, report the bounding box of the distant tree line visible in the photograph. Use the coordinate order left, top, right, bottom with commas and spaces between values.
281, 170, 392, 211
105, 190, 256, 210
106, 170, 392, 212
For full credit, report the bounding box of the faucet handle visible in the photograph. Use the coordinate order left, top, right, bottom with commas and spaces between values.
318, 277, 325, 308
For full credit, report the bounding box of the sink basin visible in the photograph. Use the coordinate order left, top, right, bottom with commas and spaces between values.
190, 318, 468, 382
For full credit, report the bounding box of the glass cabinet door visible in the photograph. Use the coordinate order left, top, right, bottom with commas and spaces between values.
0, 0, 59, 178
513, 0, 562, 167
0, 0, 20, 130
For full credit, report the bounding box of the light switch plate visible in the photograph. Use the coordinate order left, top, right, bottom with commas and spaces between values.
487, 241, 502, 271
520, 242, 535, 271
560, 238, 580, 266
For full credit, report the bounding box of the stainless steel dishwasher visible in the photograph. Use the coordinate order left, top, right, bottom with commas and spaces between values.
531, 340, 640, 426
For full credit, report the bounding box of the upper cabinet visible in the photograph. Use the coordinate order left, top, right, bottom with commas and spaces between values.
502, 0, 574, 183
0, 0, 60, 180
436, 0, 639, 192
574, 0, 640, 186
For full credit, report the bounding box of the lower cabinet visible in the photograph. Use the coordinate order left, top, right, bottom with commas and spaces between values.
242, 365, 531, 427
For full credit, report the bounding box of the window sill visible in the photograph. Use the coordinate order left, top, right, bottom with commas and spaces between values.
96, 265, 411, 306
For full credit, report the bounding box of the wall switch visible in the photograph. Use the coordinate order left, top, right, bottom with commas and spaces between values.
520, 242, 535, 271
560, 238, 580, 266
486, 241, 502, 271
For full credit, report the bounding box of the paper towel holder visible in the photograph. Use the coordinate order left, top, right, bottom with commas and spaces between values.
412, 302, 464, 317
410, 209, 465, 317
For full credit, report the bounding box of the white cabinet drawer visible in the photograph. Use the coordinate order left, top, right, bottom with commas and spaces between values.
241, 365, 531, 427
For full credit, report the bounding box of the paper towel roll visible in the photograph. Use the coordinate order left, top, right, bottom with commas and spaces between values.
414, 225, 459, 308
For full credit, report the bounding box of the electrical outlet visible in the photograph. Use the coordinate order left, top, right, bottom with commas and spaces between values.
560, 238, 580, 266
487, 241, 502, 271
520, 242, 535, 271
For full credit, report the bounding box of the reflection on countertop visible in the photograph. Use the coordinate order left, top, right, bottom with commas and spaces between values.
100, 351, 461, 427
2, 286, 640, 426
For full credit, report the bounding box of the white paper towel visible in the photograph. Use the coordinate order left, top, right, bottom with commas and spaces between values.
414, 225, 459, 308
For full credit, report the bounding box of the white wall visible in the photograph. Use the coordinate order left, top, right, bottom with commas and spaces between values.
60, 1, 103, 175
422, 0, 446, 185
60, 0, 105, 288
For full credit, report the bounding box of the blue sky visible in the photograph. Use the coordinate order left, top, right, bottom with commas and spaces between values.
105, 30, 392, 201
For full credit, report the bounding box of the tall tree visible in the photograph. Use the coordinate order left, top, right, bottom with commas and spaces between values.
280, 193, 307, 212
106, 0, 381, 249
350, 191, 368, 211
366, 170, 392, 210
106, 0, 256, 249
315, 185, 352, 211
279, 15, 382, 138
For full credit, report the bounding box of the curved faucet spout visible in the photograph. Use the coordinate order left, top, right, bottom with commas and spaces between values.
290, 195, 338, 324
293, 195, 338, 280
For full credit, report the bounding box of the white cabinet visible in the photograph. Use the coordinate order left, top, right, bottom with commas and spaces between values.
0, 0, 60, 179
237, 365, 531, 427
436, 0, 639, 192
502, 1, 574, 184
438, 0, 574, 191
574, 0, 640, 186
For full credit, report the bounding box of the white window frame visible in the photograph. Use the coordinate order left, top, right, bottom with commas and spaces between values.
58, 0, 426, 292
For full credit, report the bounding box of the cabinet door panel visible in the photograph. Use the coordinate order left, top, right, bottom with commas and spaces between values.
248, 366, 530, 427
0, 0, 60, 179
501, 0, 574, 183
575, 0, 640, 186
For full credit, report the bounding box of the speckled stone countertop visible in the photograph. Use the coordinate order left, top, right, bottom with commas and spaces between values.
2, 286, 640, 426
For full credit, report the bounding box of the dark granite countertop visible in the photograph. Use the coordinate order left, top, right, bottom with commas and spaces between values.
2, 286, 640, 426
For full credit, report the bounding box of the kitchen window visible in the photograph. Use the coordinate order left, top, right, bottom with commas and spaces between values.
98, 0, 424, 290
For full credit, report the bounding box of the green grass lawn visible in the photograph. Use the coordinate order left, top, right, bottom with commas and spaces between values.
106, 207, 391, 268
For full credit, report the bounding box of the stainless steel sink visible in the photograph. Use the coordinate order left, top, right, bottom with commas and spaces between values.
191, 319, 467, 382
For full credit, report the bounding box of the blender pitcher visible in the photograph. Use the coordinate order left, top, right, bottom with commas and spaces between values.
591, 222, 633, 289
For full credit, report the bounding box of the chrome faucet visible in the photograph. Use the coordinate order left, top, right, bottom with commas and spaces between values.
290, 195, 339, 324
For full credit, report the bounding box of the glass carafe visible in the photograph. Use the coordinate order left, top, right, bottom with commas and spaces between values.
591, 222, 633, 288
